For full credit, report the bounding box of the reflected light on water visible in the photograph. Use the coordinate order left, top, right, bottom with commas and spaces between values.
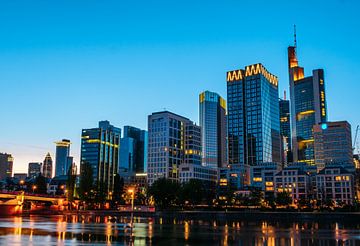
184, 221, 189, 240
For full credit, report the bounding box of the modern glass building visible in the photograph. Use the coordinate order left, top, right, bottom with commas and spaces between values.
28, 162, 42, 179
42, 152, 53, 178
147, 111, 201, 185
80, 121, 121, 195
227, 63, 281, 167
288, 44, 327, 165
54, 139, 71, 177
314, 121, 353, 171
279, 94, 292, 165
199, 91, 227, 168
0, 153, 13, 180
119, 126, 148, 178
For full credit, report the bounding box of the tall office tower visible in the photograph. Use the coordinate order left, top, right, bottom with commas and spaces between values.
279, 91, 292, 165
55, 139, 71, 176
147, 111, 201, 185
288, 33, 327, 165
80, 121, 121, 195
0, 153, 13, 180
42, 153, 53, 178
28, 162, 42, 179
199, 91, 227, 168
314, 121, 353, 171
119, 126, 148, 176
227, 63, 281, 167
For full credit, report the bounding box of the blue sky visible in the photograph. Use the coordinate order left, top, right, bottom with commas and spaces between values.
1, 0, 359, 173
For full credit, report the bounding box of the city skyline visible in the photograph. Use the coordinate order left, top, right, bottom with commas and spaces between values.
1, 1, 360, 173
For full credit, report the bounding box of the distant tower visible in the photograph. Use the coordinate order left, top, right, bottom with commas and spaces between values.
28, 162, 42, 179
199, 91, 227, 168
288, 28, 327, 165
42, 153, 53, 178
0, 153, 13, 180
279, 91, 292, 165
55, 139, 71, 176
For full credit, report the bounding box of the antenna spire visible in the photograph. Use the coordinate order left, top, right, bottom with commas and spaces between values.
294, 24, 297, 48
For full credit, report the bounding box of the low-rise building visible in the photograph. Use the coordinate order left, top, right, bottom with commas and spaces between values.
250, 162, 281, 194
316, 166, 354, 205
179, 164, 218, 185
274, 167, 311, 202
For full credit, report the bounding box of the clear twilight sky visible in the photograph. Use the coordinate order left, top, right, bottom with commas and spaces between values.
1, 0, 359, 174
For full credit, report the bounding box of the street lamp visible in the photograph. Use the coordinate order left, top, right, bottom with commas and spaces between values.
127, 188, 135, 243
32, 185, 37, 193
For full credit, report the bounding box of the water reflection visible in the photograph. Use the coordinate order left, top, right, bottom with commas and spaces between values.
0, 215, 359, 245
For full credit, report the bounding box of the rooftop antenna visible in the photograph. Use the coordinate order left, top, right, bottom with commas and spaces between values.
284, 90, 286, 100
294, 24, 297, 49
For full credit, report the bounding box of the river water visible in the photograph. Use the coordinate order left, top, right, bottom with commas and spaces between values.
0, 214, 359, 245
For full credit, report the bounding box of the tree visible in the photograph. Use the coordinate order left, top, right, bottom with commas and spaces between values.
34, 174, 47, 194
66, 166, 76, 202
113, 174, 124, 204
180, 179, 205, 206
276, 191, 292, 207
79, 162, 94, 202
94, 181, 107, 204
147, 178, 181, 209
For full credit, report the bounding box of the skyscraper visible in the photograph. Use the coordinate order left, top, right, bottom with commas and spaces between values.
227, 63, 281, 166
0, 153, 13, 180
147, 111, 201, 185
80, 121, 121, 195
279, 92, 292, 165
55, 139, 71, 176
42, 152, 53, 178
119, 126, 148, 175
314, 121, 353, 171
28, 162, 42, 179
199, 91, 227, 168
288, 37, 327, 165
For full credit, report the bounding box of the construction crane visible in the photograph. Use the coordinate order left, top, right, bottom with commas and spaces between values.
353, 125, 359, 154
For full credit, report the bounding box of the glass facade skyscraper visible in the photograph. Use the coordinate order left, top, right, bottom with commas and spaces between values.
28, 162, 41, 179
147, 111, 201, 185
119, 126, 148, 176
55, 139, 71, 177
279, 95, 292, 165
80, 121, 121, 195
199, 91, 227, 168
42, 152, 53, 178
0, 153, 13, 180
227, 63, 281, 166
288, 44, 327, 165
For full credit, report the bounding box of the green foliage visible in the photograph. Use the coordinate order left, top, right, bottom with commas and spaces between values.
113, 174, 124, 204
66, 166, 76, 202
34, 174, 47, 194
148, 178, 181, 209
79, 162, 94, 202
276, 191, 292, 206
180, 179, 206, 206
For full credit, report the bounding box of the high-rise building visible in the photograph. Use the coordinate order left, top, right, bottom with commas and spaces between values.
288, 37, 327, 165
119, 126, 148, 175
199, 91, 227, 168
55, 139, 71, 176
227, 63, 281, 167
42, 152, 53, 178
28, 162, 42, 179
0, 153, 13, 180
314, 121, 353, 171
279, 92, 292, 165
80, 121, 121, 195
147, 111, 201, 185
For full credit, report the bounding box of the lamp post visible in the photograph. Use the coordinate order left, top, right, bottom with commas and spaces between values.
127, 188, 135, 243
32, 185, 37, 194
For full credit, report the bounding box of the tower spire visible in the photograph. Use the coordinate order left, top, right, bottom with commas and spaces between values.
294, 24, 297, 49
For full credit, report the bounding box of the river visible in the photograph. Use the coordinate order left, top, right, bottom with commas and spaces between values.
0, 214, 359, 245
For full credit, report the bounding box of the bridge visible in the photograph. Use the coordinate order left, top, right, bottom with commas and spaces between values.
0, 191, 66, 215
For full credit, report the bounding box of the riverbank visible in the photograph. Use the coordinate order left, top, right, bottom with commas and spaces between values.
55, 210, 360, 223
